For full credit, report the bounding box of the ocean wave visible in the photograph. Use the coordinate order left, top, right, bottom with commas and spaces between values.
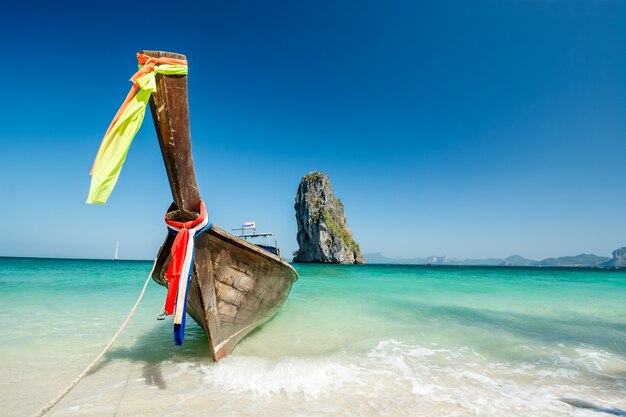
195, 338, 625, 416
201, 356, 361, 399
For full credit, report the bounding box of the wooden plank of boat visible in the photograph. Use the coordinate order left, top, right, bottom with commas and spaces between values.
143, 50, 298, 361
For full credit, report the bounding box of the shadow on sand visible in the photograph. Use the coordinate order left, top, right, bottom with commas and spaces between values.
91, 321, 214, 390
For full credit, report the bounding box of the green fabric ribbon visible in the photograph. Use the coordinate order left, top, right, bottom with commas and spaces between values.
86, 64, 187, 204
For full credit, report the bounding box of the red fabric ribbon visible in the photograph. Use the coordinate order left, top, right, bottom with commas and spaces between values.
163, 201, 207, 315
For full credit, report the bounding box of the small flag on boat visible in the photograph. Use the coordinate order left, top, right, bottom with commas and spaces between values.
242, 221, 256, 230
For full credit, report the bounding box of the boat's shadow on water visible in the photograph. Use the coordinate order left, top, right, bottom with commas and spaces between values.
93, 321, 214, 390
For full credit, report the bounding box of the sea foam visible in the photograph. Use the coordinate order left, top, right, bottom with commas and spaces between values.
197, 338, 624, 416
201, 355, 361, 398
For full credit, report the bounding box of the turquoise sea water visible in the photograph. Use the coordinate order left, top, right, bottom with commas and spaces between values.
1, 257, 625, 416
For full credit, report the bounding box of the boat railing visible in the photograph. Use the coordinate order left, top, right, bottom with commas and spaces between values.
231, 229, 280, 255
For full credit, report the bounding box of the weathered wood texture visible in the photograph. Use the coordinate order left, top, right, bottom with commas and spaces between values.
143, 50, 298, 361
153, 226, 297, 360
140, 50, 200, 215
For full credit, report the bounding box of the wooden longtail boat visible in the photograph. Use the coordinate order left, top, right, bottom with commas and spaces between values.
143, 50, 298, 361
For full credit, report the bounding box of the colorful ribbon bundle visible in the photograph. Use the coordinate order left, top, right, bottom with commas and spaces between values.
164, 201, 210, 345
86, 53, 188, 204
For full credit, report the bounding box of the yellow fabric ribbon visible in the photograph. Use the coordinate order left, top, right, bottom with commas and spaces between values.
86, 62, 187, 204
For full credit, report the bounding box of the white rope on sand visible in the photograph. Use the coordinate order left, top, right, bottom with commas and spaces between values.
32, 273, 153, 417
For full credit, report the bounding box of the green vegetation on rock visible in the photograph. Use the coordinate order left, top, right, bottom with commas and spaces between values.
294, 171, 364, 264
323, 210, 359, 251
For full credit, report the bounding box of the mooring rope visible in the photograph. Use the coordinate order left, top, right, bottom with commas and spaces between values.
32, 273, 153, 417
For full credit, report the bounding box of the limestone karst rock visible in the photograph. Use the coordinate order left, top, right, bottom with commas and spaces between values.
293, 172, 365, 264
601, 247, 626, 268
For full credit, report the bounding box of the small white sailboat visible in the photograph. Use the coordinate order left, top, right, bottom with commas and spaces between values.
113, 241, 119, 261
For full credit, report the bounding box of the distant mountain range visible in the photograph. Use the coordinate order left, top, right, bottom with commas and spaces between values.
603, 247, 626, 268
533, 254, 609, 267
364, 247, 626, 268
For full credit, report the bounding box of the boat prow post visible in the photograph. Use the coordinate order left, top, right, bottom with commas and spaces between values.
141, 50, 223, 360
143, 50, 297, 361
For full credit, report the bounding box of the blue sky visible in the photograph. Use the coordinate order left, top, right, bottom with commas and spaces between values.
1, 0, 624, 260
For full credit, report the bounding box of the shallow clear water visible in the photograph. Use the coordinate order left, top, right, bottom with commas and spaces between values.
1, 258, 625, 416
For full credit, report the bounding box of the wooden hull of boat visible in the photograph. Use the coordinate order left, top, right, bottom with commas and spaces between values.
139, 50, 297, 361
151, 225, 297, 361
